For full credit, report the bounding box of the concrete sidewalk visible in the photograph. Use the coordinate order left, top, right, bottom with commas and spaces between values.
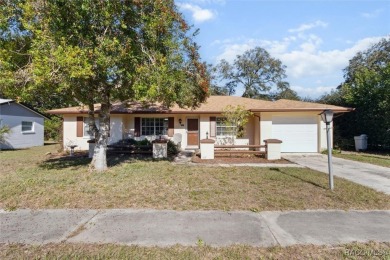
1, 209, 389, 247
283, 154, 390, 195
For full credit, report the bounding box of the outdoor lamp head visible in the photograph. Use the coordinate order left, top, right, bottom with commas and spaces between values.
320, 109, 334, 124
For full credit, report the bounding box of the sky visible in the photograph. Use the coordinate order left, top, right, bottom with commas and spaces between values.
177, 0, 390, 99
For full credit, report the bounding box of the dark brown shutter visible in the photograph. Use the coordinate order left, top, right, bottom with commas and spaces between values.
167, 117, 174, 137
134, 117, 140, 137
210, 117, 216, 137
76, 117, 83, 137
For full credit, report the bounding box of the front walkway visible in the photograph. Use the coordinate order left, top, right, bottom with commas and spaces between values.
283, 154, 390, 195
1, 209, 389, 247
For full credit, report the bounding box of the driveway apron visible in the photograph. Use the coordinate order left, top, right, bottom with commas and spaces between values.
283, 154, 390, 195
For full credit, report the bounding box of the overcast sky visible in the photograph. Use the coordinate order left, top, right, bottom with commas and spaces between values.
177, 0, 390, 98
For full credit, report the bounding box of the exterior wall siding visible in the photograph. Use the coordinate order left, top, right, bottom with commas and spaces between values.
0, 103, 44, 149
63, 115, 124, 151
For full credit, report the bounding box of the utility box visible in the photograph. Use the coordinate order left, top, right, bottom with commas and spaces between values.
354, 134, 368, 151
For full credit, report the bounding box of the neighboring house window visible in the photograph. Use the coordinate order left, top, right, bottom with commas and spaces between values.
141, 118, 168, 136
216, 117, 236, 136
21, 121, 34, 133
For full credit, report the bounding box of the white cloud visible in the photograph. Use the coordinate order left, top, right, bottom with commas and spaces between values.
213, 34, 386, 98
177, 3, 216, 23
291, 85, 336, 98
280, 36, 383, 79
288, 20, 328, 33
215, 36, 383, 78
216, 38, 293, 62
362, 9, 383, 18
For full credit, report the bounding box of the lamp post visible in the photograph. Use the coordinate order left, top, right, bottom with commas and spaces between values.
320, 109, 334, 190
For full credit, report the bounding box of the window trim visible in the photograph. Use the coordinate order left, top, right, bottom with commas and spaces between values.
21, 121, 34, 133
141, 117, 169, 136
216, 117, 236, 137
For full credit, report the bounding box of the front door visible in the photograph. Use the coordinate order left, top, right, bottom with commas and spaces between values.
187, 118, 199, 146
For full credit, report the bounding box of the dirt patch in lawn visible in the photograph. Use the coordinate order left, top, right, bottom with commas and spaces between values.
192, 154, 291, 164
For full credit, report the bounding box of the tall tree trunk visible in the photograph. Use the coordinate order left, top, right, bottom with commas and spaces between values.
90, 102, 110, 172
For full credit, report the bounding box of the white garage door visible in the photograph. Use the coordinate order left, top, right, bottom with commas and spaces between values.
271, 116, 318, 153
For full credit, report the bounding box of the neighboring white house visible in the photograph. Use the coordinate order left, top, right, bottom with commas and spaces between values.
47, 96, 353, 153
0, 99, 47, 149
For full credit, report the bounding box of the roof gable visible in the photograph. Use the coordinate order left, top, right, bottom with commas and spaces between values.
0, 99, 48, 119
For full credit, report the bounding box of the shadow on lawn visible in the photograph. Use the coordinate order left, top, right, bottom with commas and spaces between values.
39, 156, 91, 170
270, 167, 327, 190
39, 153, 172, 170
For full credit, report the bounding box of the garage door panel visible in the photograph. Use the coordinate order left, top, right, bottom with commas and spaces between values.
272, 116, 318, 153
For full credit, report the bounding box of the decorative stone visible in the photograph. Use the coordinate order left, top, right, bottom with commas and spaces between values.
153, 140, 168, 159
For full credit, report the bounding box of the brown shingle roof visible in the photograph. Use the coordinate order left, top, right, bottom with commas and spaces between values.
47, 96, 353, 114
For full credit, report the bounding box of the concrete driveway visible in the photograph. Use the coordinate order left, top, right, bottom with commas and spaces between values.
283, 154, 390, 195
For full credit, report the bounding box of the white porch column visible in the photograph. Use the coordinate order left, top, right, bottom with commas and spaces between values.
264, 139, 282, 160
200, 139, 215, 159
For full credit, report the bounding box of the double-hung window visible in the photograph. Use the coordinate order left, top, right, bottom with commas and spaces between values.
21, 121, 34, 133
216, 117, 236, 136
141, 118, 168, 136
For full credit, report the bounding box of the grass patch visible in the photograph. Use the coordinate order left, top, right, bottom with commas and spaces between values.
1, 145, 390, 211
334, 152, 390, 168
1, 242, 390, 259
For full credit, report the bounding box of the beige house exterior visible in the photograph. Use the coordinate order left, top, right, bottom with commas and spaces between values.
48, 96, 353, 153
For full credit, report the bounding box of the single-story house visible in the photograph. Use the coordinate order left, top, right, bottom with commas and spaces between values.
0, 98, 47, 149
47, 96, 353, 153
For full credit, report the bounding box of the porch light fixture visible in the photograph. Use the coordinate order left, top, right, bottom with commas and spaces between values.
319, 109, 334, 190
178, 118, 184, 126
320, 109, 333, 124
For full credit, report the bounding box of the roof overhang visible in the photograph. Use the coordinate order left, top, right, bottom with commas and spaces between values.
250, 108, 355, 113
48, 108, 355, 115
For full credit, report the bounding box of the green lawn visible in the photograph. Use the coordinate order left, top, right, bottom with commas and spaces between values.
1, 242, 389, 259
334, 152, 390, 168
1, 145, 389, 211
